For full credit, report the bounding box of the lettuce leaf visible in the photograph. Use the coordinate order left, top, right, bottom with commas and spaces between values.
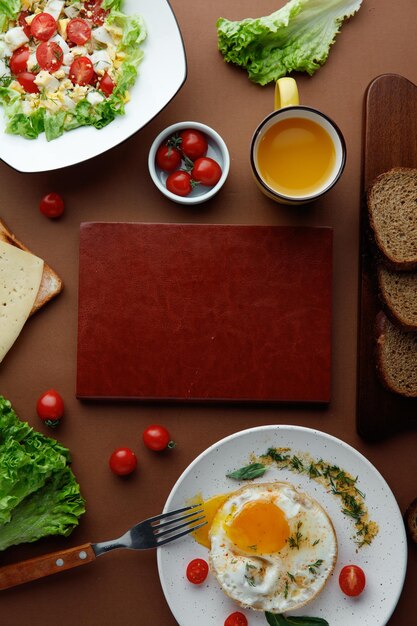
0, 0, 20, 19
217, 0, 363, 85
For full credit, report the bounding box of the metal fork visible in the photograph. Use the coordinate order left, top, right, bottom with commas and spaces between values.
0, 504, 206, 591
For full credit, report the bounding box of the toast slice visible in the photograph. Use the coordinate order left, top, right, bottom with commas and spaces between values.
0, 219, 62, 314
378, 264, 417, 332
376, 312, 417, 398
367, 167, 417, 270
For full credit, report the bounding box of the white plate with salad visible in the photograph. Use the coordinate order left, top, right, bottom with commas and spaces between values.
0, 0, 186, 172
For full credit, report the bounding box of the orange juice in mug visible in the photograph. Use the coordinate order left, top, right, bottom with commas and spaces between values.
250, 78, 346, 205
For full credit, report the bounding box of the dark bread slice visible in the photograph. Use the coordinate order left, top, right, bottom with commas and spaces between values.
0, 219, 62, 315
367, 167, 417, 270
405, 498, 417, 545
376, 312, 417, 398
378, 264, 417, 332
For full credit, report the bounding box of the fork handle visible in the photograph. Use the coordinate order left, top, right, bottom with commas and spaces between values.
0, 543, 96, 591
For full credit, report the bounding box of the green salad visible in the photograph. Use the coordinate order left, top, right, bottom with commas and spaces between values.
0, 0, 146, 140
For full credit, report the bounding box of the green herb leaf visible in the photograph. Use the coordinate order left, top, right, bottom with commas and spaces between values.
265, 612, 329, 626
226, 463, 267, 481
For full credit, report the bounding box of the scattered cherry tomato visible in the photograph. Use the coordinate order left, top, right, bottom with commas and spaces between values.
36, 389, 64, 428
67, 18, 91, 45
339, 565, 366, 597
192, 157, 222, 187
166, 170, 194, 197
36, 41, 63, 72
18, 11, 32, 38
69, 56, 94, 86
17, 72, 39, 93
10, 46, 30, 75
109, 447, 137, 476
143, 425, 175, 452
39, 192, 65, 218
30, 12, 57, 41
224, 612, 248, 626
179, 129, 208, 160
156, 144, 182, 173
98, 72, 115, 97
186, 558, 209, 585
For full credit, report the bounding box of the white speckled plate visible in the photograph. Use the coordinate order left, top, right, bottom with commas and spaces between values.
157, 425, 407, 626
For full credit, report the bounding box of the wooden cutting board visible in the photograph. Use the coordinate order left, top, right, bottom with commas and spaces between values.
76, 223, 332, 402
357, 74, 417, 440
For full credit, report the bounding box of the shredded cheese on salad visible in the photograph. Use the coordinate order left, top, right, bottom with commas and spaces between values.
0, 0, 146, 140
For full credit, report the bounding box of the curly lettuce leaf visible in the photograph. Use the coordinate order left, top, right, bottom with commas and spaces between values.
217, 0, 363, 85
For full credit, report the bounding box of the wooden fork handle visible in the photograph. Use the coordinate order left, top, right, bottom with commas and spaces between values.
0, 543, 96, 591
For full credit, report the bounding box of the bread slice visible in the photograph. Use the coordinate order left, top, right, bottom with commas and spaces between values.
376, 312, 417, 397
0, 219, 62, 314
367, 167, 417, 270
378, 265, 417, 331
405, 497, 417, 545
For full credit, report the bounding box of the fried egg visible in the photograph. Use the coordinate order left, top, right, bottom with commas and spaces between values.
207, 482, 337, 613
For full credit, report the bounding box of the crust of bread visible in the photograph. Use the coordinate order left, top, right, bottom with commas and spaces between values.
377, 264, 417, 332
0, 218, 63, 315
376, 312, 417, 398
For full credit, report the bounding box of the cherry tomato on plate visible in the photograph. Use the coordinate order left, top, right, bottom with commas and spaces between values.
224, 612, 248, 626
36, 389, 64, 428
192, 157, 222, 187
36, 41, 63, 72
18, 11, 32, 38
339, 565, 366, 597
166, 170, 194, 197
109, 447, 137, 476
179, 129, 208, 160
30, 12, 57, 41
10, 46, 30, 75
186, 558, 209, 585
143, 425, 175, 452
69, 56, 94, 86
17, 72, 39, 94
156, 144, 182, 173
98, 72, 115, 97
39, 192, 65, 218
67, 18, 91, 45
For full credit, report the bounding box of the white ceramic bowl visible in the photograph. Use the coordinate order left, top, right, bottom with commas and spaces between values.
148, 121, 230, 205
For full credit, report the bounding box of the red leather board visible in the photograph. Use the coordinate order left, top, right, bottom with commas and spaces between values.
76, 223, 332, 402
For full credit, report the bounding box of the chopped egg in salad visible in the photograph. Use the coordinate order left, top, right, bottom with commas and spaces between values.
0, 0, 146, 140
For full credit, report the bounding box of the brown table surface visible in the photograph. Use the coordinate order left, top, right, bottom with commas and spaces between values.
1, 0, 416, 624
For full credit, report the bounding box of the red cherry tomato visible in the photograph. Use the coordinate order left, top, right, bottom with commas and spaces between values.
186, 559, 209, 585
69, 56, 94, 86
224, 613, 248, 626
179, 129, 208, 160
192, 157, 222, 187
17, 72, 39, 94
109, 447, 137, 476
156, 144, 182, 173
39, 192, 65, 218
36, 41, 63, 72
166, 170, 193, 197
10, 46, 30, 75
30, 13, 57, 41
18, 11, 32, 38
143, 425, 175, 452
67, 18, 91, 45
98, 72, 115, 97
36, 389, 64, 428
83, 0, 109, 26
339, 565, 366, 597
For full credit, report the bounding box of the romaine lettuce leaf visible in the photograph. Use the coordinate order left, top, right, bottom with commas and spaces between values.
0, 0, 20, 19
217, 0, 363, 85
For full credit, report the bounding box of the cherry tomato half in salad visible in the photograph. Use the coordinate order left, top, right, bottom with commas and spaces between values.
36, 41, 63, 72
30, 12, 57, 42
99, 72, 115, 97
192, 157, 222, 187
179, 129, 208, 160
109, 448, 137, 476
186, 559, 209, 585
83, 0, 109, 26
67, 18, 91, 45
224, 612, 248, 626
10, 46, 30, 75
156, 144, 182, 173
69, 56, 94, 86
17, 72, 39, 94
18, 11, 32, 39
39, 192, 65, 218
166, 170, 194, 197
36, 389, 64, 428
339, 565, 366, 597
143, 425, 175, 452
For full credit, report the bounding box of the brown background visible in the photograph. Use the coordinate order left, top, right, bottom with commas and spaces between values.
0, 0, 416, 624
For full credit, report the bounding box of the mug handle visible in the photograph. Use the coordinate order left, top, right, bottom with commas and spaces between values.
274, 77, 299, 110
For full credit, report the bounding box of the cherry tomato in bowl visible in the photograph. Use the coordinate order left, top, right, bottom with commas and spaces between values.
224, 612, 248, 626
186, 558, 208, 585
192, 157, 222, 187
109, 447, 137, 476
143, 425, 175, 451
39, 192, 65, 218
156, 144, 182, 173
339, 565, 366, 596
36, 389, 64, 428
166, 170, 194, 197
179, 129, 208, 160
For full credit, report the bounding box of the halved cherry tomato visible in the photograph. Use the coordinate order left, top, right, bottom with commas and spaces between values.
156, 144, 182, 173
30, 12, 57, 41
109, 447, 137, 476
18, 11, 32, 38
69, 56, 94, 85
166, 170, 194, 197
98, 72, 115, 97
192, 157, 222, 187
339, 565, 366, 597
36, 41, 63, 72
179, 129, 208, 160
36, 389, 64, 428
10, 46, 30, 75
224, 613, 248, 626
67, 18, 91, 45
83, 0, 109, 26
17, 72, 39, 93
143, 425, 175, 451
39, 192, 65, 218
186, 559, 208, 585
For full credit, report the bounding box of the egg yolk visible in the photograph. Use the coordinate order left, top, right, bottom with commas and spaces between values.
226, 500, 290, 554
189, 493, 230, 548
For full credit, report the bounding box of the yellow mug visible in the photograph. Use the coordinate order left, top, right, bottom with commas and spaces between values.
250, 78, 346, 205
